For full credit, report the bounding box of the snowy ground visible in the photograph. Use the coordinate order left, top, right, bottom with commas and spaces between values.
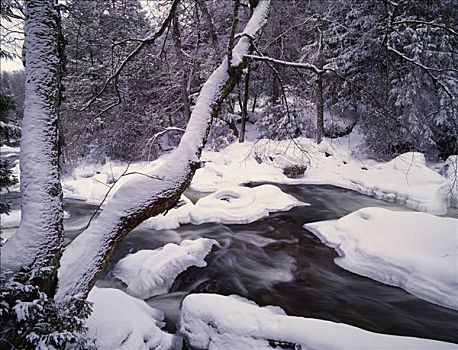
2, 135, 457, 348
305, 208, 458, 310
180, 293, 456, 349
53, 132, 456, 216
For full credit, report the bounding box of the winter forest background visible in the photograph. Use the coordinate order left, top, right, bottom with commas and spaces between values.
0, 0, 457, 349
2, 0, 456, 166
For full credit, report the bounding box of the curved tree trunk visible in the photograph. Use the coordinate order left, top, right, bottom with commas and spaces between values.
1, 0, 63, 296
55, 0, 271, 301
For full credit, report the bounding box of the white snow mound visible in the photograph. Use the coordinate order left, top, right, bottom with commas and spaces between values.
87, 287, 179, 350
190, 184, 307, 225
305, 207, 458, 310
113, 238, 219, 299
142, 185, 305, 229
179, 293, 455, 350
143, 195, 194, 230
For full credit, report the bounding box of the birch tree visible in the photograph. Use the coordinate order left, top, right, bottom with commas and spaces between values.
1, 0, 63, 296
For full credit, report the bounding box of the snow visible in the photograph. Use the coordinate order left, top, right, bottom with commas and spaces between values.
179, 293, 456, 350
143, 185, 305, 229
441, 155, 458, 208
190, 135, 453, 215
190, 184, 306, 224
143, 195, 193, 230
305, 207, 458, 310
113, 238, 218, 299
86, 287, 180, 350
0, 145, 20, 153
1, 2, 64, 273
1, 210, 69, 242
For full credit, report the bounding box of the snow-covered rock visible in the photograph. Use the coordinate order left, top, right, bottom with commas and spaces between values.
179, 293, 455, 350
113, 238, 219, 299
305, 207, 458, 310
142, 185, 304, 229
143, 195, 194, 230
190, 185, 306, 225
87, 287, 180, 350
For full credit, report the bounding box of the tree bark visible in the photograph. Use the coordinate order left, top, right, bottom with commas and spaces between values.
196, 0, 220, 62
172, 10, 191, 120
316, 25, 324, 144
1, 0, 63, 297
55, 0, 271, 301
239, 65, 251, 143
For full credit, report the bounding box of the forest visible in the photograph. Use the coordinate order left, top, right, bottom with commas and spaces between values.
0, 0, 457, 349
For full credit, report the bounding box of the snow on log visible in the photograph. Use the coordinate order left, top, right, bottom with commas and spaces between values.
1, 0, 64, 294
113, 238, 218, 299
305, 207, 458, 310
55, 0, 271, 301
180, 293, 456, 349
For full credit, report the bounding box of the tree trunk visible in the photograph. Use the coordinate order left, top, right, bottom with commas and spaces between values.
172, 11, 191, 120
239, 65, 251, 143
316, 25, 324, 144
1, 0, 63, 297
196, 0, 220, 62
55, 0, 271, 301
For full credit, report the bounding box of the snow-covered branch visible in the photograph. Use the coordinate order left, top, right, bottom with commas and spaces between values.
244, 54, 326, 74
392, 20, 458, 37
55, 0, 272, 301
80, 0, 181, 112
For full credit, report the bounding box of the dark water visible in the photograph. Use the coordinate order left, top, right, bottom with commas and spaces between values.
96, 185, 458, 343
3, 184, 458, 343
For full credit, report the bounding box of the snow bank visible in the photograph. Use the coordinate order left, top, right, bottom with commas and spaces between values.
190, 184, 306, 225
180, 293, 455, 349
62, 159, 164, 204
305, 207, 458, 310
87, 287, 180, 350
441, 155, 458, 208
113, 238, 218, 299
1, 210, 70, 241
143, 185, 305, 229
191, 137, 452, 215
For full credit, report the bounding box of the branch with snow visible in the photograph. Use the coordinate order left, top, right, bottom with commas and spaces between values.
55, 0, 272, 301
245, 54, 326, 74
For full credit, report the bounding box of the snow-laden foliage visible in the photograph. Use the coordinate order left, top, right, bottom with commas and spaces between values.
0, 271, 95, 350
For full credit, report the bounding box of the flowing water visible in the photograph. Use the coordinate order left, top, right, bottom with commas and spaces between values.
2, 183, 458, 343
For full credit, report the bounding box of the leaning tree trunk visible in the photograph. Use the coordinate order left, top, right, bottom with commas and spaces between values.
55, 0, 271, 301
1, 0, 63, 296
